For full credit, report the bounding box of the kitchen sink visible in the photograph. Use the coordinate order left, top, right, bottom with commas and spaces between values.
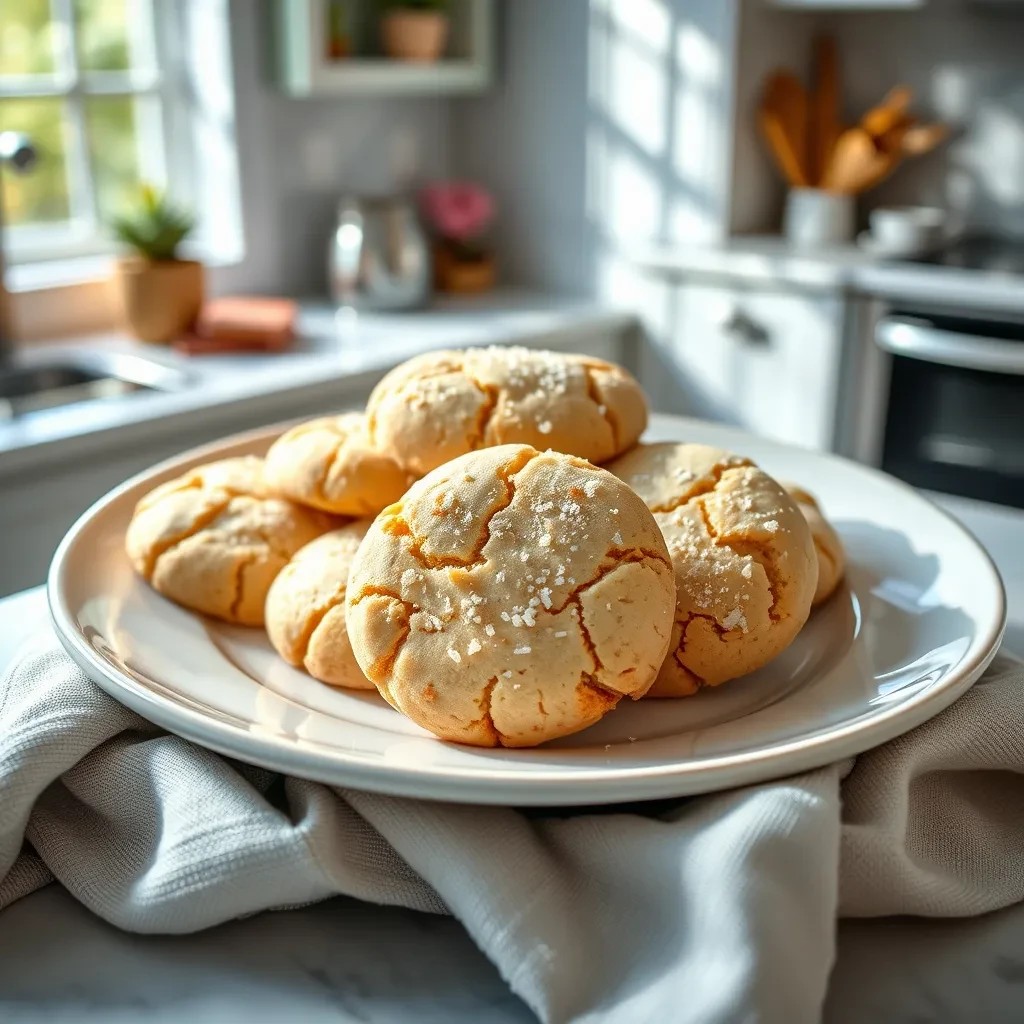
0, 351, 190, 419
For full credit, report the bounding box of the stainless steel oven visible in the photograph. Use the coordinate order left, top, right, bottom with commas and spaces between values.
874, 310, 1024, 509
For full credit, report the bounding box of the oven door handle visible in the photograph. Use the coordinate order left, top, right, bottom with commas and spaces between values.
875, 316, 1024, 376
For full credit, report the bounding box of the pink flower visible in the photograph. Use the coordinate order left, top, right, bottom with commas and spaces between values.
419, 181, 495, 242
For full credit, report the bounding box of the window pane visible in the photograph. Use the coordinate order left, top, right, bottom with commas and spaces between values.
0, 97, 70, 225
0, 0, 58, 77
85, 94, 146, 224
75, 0, 154, 73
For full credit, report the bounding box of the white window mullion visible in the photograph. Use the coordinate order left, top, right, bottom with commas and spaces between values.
50, 0, 98, 238
151, 0, 191, 206
1, 0, 236, 266
135, 92, 167, 190
63, 89, 97, 234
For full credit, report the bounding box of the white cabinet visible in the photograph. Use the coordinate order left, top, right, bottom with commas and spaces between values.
664, 281, 845, 451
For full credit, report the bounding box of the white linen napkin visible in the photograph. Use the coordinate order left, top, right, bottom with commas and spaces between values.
2, 636, 1023, 1024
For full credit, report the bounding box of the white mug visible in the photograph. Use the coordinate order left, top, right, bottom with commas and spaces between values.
866, 206, 946, 255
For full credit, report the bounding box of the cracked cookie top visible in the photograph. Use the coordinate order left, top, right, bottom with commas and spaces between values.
783, 483, 845, 608
264, 412, 414, 516
345, 444, 675, 747
365, 346, 648, 476
608, 443, 816, 697
126, 457, 337, 626
265, 521, 373, 689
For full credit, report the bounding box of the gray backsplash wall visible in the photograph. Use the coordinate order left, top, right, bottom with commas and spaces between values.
732, 0, 1024, 238
214, 0, 451, 298
451, 0, 737, 297
450, 0, 595, 295
215, 0, 1024, 299
820, 0, 1024, 238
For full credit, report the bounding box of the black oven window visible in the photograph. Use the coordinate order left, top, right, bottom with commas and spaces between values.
883, 355, 1024, 509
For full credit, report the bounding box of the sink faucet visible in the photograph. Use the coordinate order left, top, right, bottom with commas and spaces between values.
0, 131, 39, 362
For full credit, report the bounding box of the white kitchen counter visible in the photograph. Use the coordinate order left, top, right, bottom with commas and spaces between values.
0, 292, 635, 597
638, 236, 1024, 314
0, 292, 635, 477
1, 491, 1022, 1023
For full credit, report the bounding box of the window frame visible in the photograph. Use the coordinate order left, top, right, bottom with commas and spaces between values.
0, 0, 195, 265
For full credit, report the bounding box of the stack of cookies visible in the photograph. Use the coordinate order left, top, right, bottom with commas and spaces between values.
125, 345, 845, 748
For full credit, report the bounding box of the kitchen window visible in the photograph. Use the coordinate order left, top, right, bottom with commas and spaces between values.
0, 0, 240, 341
0, 0, 198, 266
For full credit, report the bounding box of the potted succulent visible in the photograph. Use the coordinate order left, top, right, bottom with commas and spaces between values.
419, 180, 496, 294
111, 184, 203, 344
380, 0, 449, 63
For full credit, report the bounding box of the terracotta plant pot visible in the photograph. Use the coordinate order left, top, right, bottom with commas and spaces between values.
115, 257, 204, 344
434, 243, 496, 294
380, 10, 449, 63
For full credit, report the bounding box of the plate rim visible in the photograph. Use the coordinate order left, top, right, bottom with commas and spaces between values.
47, 416, 1008, 806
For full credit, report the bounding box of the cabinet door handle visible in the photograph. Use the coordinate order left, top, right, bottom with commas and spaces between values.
720, 308, 770, 347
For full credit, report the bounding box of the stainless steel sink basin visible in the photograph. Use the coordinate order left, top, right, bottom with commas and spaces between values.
0, 351, 190, 419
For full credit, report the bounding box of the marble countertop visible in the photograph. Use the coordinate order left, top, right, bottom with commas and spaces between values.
1, 490, 1022, 1023
0, 292, 634, 478
637, 236, 1024, 314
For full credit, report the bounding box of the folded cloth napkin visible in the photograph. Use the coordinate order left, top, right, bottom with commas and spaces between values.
2, 636, 1023, 1024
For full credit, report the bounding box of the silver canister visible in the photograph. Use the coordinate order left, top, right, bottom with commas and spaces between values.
329, 195, 431, 311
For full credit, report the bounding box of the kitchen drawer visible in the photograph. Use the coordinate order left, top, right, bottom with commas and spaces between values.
670, 282, 845, 450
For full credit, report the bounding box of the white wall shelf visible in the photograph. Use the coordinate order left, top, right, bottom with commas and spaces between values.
276, 0, 494, 97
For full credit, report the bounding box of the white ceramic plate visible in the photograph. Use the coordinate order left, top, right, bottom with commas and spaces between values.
48, 415, 1006, 806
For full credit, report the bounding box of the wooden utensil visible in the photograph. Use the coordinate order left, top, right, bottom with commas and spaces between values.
861, 85, 913, 140
759, 109, 810, 187
877, 116, 916, 157
821, 127, 892, 193
763, 70, 810, 185
809, 35, 841, 186
901, 122, 950, 157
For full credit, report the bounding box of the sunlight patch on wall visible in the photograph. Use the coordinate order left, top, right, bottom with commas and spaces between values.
670, 19, 726, 243
607, 33, 670, 157
585, 0, 735, 309
676, 21, 721, 88
589, 0, 670, 159
605, 144, 662, 242
605, 0, 671, 54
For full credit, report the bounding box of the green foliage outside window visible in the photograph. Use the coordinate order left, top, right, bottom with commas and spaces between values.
0, 0, 151, 236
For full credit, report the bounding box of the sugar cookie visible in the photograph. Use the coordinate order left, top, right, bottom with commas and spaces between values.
784, 483, 845, 607
264, 412, 413, 516
607, 442, 816, 697
345, 444, 675, 747
264, 521, 373, 688
365, 346, 647, 476
126, 457, 334, 625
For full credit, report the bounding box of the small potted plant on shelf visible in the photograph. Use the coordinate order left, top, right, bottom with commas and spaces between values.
111, 184, 202, 344
419, 180, 496, 294
380, 0, 449, 63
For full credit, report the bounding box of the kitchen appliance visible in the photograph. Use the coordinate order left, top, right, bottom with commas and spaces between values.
874, 298, 1024, 509
329, 195, 431, 312
905, 235, 1024, 275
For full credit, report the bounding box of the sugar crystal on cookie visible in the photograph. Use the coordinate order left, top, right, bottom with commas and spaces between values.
345, 443, 675, 747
